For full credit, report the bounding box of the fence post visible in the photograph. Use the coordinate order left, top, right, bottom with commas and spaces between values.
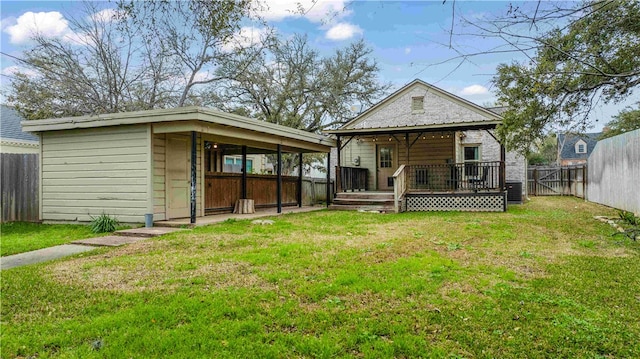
533, 167, 538, 196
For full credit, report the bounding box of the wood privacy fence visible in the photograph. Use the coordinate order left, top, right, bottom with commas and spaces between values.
528, 165, 586, 198
587, 129, 640, 214
1, 153, 39, 222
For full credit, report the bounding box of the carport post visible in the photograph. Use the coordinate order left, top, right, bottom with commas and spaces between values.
277, 144, 282, 213
190, 131, 197, 224
326, 151, 331, 207
297, 153, 303, 207
241, 145, 247, 199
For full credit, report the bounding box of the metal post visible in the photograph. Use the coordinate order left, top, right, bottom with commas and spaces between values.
241, 145, 247, 199
190, 131, 197, 224
277, 144, 282, 214
326, 151, 331, 207
297, 153, 303, 207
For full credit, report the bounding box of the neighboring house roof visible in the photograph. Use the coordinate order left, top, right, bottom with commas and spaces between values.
326, 79, 501, 135
557, 132, 601, 161
1, 105, 39, 143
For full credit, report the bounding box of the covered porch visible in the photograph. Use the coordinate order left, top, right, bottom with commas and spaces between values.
327, 124, 507, 212
152, 108, 336, 224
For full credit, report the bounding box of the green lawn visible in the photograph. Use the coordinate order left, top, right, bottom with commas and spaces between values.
0, 222, 107, 256
2, 197, 639, 358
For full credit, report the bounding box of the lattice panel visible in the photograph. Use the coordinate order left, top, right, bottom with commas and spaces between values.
406, 193, 505, 212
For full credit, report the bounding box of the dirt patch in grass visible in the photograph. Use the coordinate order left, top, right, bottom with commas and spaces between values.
48, 241, 275, 293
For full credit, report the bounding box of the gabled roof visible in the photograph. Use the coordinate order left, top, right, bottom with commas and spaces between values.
558, 132, 601, 160
1, 105, 39, 143
326, 79, 501, 135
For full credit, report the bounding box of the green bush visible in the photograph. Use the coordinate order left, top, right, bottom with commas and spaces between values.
90, 213, 120, 233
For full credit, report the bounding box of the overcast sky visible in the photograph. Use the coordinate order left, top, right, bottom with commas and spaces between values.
1, 1, 634, 130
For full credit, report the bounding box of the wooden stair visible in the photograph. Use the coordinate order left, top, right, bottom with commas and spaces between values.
329, 192, 395, 213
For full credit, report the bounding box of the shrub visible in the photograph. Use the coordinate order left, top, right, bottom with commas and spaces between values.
90, 213, 120, 233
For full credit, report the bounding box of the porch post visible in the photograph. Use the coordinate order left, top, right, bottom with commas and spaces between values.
405, 132, 410, 164
277, 144, 282, 213
297, 152, 303, 207
241, 145, 247, 199
336, 136, 342, 193
326, 151, 331, 207
190, 131, 197, 224
500, 144, 506, 190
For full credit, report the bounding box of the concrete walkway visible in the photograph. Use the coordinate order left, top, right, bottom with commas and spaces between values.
1, 227, 186, 271
1, 244, 96, 270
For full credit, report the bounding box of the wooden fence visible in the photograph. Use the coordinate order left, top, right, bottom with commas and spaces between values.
205, 172, 332, 212
587, 129, 639, 214
1, 153, 39, 222
528, 165, 586, 198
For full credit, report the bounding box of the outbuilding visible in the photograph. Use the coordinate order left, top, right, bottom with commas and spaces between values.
22, 107, 336, 224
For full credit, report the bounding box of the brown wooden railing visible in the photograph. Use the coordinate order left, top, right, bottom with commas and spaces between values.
337, 166, 368, 192
407, 161, 504, 192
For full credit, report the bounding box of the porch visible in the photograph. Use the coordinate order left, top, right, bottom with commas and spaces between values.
334, 160, 506, 212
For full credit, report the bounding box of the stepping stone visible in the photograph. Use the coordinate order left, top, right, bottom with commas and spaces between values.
72, 236, 147, 247
115, 227, 186, 238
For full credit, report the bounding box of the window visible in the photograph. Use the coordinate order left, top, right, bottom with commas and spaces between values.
411, 96, 424, 112
379, 147, 392, 168
463, 146, 480, 176
223, 156, 253, 173
575, 141, 587, 154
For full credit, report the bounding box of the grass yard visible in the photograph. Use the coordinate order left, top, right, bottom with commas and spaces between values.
2, 197, 639, 358
0, 222, 109, 256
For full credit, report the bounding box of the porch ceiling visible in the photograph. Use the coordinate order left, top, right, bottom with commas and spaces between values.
324, 121, 499, 137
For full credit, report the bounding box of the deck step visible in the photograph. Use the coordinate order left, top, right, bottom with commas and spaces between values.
330, 192, 397, 212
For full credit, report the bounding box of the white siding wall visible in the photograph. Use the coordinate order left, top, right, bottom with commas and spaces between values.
41, 125, 150, 223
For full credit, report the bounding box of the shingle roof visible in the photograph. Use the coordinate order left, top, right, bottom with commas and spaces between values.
1, 105, 39, 142
558, 132, 601, 160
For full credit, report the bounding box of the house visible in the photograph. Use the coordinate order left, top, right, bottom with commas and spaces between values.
21, 107, 336, 224
325, 79, 527, 212
1, 105, 39, 153
557, 132, 601, 166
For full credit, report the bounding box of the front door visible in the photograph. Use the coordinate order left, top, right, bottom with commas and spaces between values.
376, 144, 396, 190
166, 135, 190, 219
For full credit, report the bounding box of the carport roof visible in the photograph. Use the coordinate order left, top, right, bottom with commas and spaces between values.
21, 106, 336, 153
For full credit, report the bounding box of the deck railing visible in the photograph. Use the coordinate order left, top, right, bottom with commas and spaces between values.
407, 161, 504, 192
392, 164, 407, 213
338, 166, 368, 192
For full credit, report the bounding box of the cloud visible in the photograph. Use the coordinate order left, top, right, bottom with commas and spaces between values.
460, 84, 489, 96
221, 26, 269, 52
4, 11, 71, 44
405, 47, 411, 55
325, 22, 362, 41
257, 0, 350, 24
89, 8, 121, 23
1, 65, 39, 78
